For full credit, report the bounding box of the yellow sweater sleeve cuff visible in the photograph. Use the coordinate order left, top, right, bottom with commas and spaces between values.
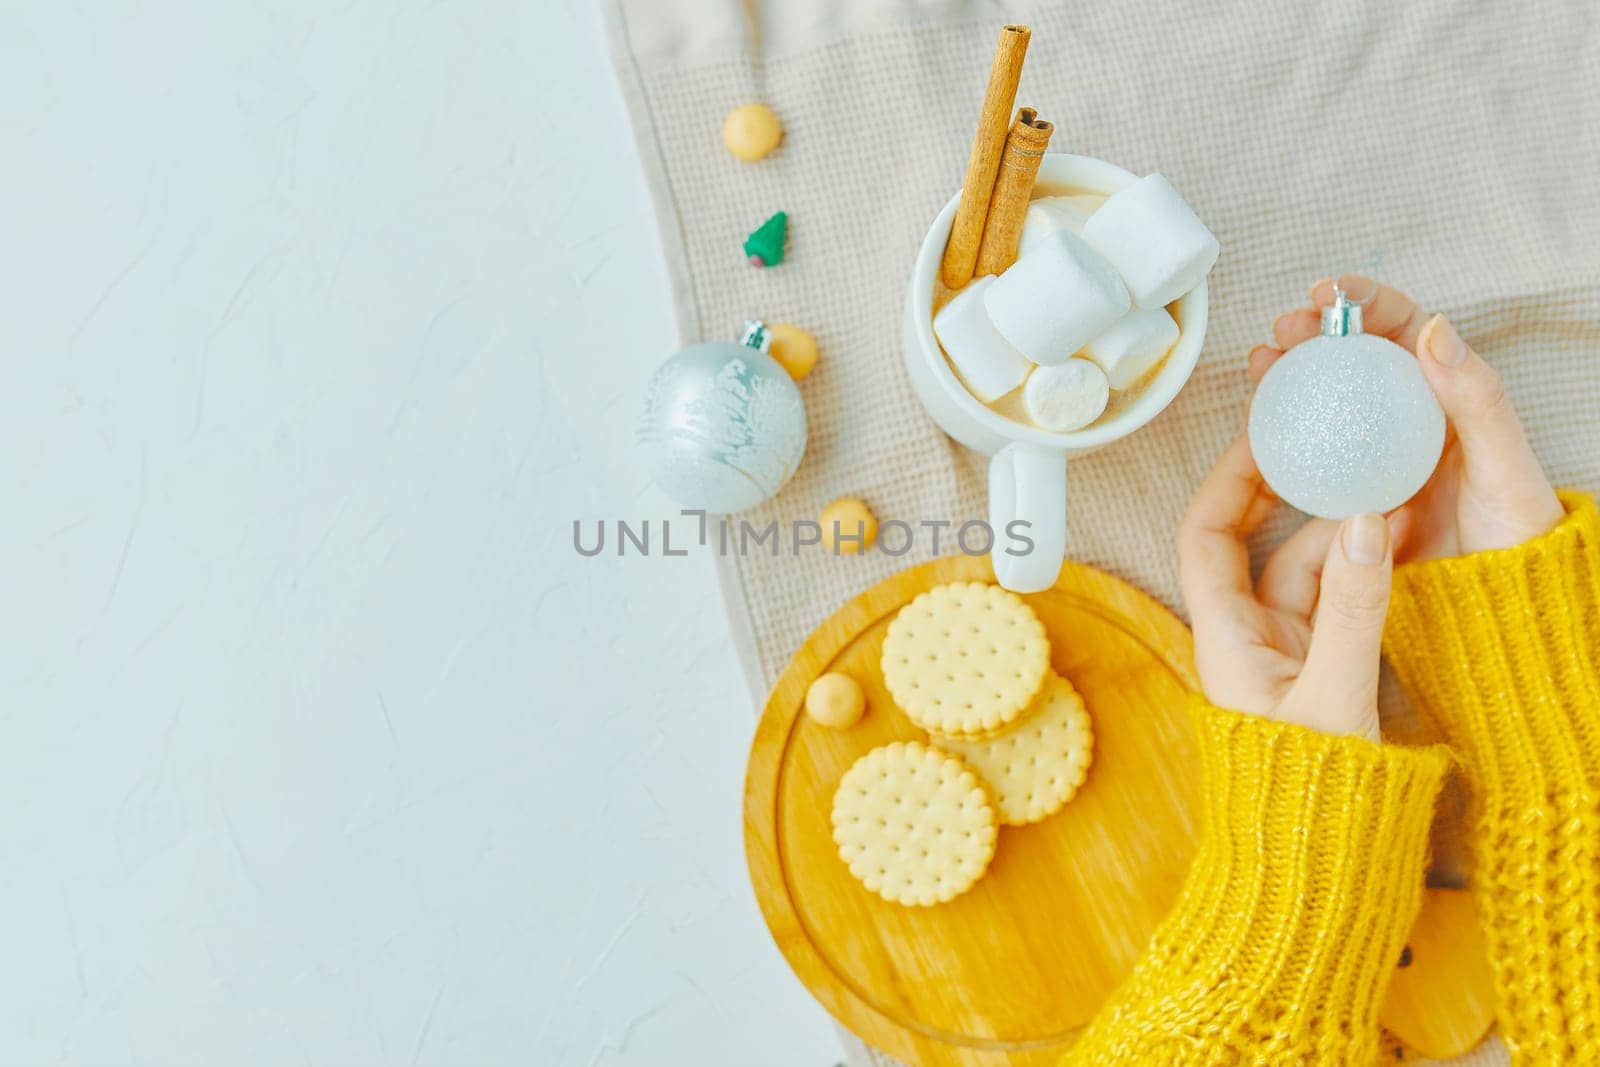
1385, 490, 1600, 798
1067, 699, 1448, 1065
1385, 491, 1600, 1063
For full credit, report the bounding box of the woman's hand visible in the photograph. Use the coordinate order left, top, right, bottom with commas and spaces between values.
1179, 436, 1395, 741
1251, 277, 1564, 562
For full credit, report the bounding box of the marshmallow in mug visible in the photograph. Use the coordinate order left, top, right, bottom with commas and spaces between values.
1017, 194, 1101, 254
1023, 359, 1110, 432
1081, 307, 1180, 390
984, 230, 1130, 366
932, 276, 1032, 402
1080, 174, 1220, 310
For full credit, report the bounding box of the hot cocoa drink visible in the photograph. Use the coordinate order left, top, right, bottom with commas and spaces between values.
933, 174, 1217, 434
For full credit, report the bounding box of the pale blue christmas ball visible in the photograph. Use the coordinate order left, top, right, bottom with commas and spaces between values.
1248, 332, 1445, 519
636, 341, 808, 513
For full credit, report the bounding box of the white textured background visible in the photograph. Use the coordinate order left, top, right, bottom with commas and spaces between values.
0, 1, 835, 1063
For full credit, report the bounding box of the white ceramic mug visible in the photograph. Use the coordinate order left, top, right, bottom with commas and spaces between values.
902, 153, 1209, 593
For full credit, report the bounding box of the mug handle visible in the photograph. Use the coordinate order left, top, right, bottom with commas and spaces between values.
988, 443, 1067, 593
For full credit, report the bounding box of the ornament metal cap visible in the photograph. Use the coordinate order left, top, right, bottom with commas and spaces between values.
1321, 286, 1365, 337
740, 320, 773, 353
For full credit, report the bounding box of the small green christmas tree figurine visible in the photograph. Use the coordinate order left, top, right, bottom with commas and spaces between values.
743, 210, 788, 267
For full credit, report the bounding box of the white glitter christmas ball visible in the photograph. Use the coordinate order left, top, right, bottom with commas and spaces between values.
1248, 331, 1445, 519
636, 339, 807, 513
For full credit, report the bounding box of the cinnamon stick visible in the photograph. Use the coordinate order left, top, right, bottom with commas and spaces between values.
973, 108, 1053, 277
939, 24, 1030, 290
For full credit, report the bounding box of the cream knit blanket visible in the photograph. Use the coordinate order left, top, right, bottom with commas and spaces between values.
605, 2, 1600, 1062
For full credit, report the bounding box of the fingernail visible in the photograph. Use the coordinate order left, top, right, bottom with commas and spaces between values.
1425, 314, 1467, 366
1343, 512, 1388, 565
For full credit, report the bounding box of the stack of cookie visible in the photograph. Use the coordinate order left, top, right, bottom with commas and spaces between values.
831, 582, 1095, 906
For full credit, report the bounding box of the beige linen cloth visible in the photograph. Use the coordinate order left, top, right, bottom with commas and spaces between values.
605, 1, 1600, 1063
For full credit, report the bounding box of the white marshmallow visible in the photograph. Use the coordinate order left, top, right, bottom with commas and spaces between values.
1081, 307, 1180, 390
1080, 173, 1219, 309
932, 276, 1032, 402
1017, 195, 1100, 254
983, 230, 1130, 366
1023, 359, 1110, 432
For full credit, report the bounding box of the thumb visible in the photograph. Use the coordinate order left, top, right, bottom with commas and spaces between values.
1416, 313, 1564, 549
1286, 513, 1393, 738
1416, 313, 1535, 478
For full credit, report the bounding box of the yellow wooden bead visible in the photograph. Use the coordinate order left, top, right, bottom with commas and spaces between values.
767, 322, 818, 380
820, 497, 877, 555
805, 672, 865, 729
722, 103, 783, 161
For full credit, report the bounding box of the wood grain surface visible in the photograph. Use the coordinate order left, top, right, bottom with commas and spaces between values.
1381, 888, 1497, 1060
744, 555, 1494, 1065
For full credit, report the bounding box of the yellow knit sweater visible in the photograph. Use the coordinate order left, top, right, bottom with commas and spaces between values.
1067, 492, 1600, 1066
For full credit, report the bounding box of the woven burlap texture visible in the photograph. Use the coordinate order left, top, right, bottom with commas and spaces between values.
606, 2, 1600, 1064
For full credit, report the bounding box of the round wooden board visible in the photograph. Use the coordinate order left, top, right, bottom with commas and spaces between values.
744, 555, 1203, 1066
743, 555, 1498, 1066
